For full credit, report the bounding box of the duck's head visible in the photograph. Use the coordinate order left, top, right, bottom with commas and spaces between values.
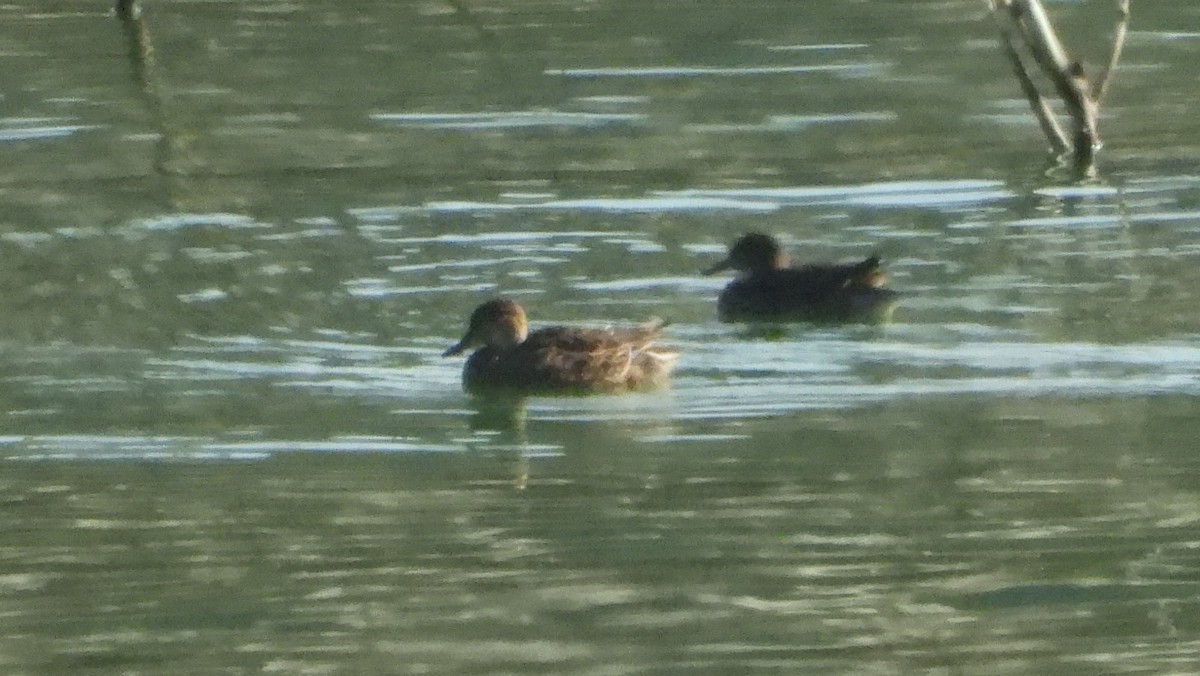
443, 298, 530, 356
703, 232, 789, 275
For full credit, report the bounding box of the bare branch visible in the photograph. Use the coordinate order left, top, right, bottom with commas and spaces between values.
986, 1, 1070, 153
1067, 62, 1101, 164
1093, 0, 1131, 103
1012, 1, 1104, 157
984, 0, 1125, 169
1011, 0, 1074, 74
1009, 1, 1078, 107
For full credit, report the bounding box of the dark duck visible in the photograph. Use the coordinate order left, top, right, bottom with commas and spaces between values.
703, 232, 899, 323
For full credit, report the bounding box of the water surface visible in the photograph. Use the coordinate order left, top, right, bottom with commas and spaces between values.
2, 0, 1200, 673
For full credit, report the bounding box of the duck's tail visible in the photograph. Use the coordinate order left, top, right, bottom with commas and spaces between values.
851, 254, 888, 288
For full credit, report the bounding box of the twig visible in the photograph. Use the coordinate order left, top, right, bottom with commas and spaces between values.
983, 0, 1130, 167
1011, 0, 1073, 75
985, 0, 1070, 154
1093, 0, 1131, 103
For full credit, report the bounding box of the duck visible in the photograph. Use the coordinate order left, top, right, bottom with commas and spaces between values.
443, 298, 679, 394
703, 232, 898, 323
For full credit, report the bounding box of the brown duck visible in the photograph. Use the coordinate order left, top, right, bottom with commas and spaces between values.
703, 232, 898, 323
443, 299, 679, 394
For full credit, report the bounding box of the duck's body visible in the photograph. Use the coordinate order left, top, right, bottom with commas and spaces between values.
705, 233, 898, 323
444, 299, 678, 395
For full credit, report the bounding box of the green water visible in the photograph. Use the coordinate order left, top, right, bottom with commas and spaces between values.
2, 1, 1199, 673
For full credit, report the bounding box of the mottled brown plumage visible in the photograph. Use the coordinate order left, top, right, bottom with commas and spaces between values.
703, 232, 899, 323
443, 299, 679, 394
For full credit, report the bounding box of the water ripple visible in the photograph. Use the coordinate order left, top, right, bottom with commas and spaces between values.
2, 435, 460, 461
349, 180, 1011, 220
670, 180, 1013, 209
371, 111, 645, 130
419, 197, 780, 214
0, 117, 101, 141
545, 63, 890, 78
133, 213, 268, 231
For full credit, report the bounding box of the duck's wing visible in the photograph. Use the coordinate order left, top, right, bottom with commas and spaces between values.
614, 319, 680, 375
783, 256, 887, 293
522, 324, 676, 391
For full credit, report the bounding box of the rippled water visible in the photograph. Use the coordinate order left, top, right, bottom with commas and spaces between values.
3, 0, 1200, 673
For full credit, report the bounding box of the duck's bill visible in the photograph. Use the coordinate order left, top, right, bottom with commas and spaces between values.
442, 340, 468, 357
702, 258, 733, 276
